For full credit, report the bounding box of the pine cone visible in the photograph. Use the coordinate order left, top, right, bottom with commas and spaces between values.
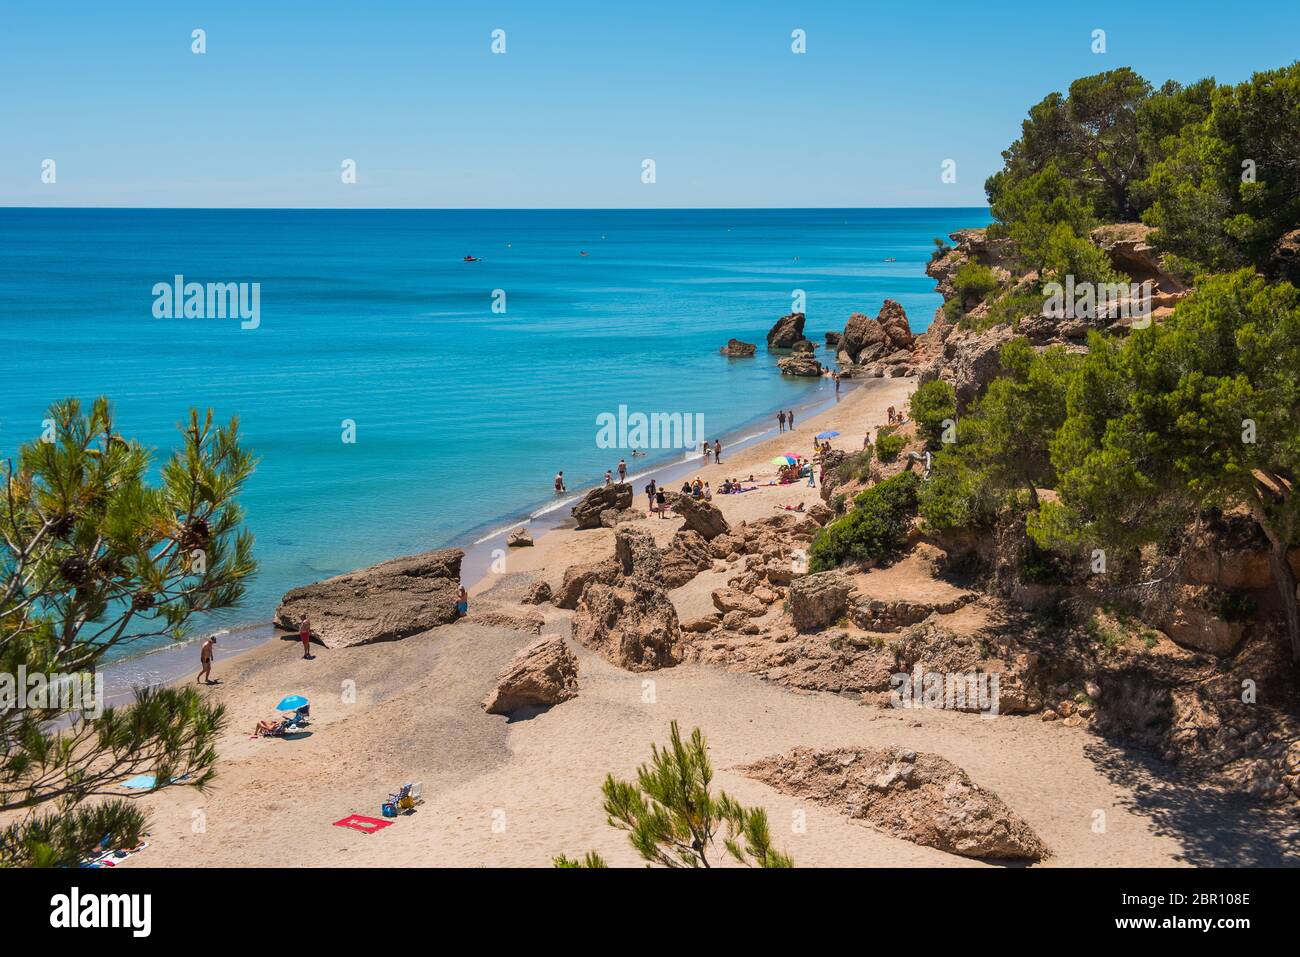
58, 555, 90, 585
131, 590, 156, 611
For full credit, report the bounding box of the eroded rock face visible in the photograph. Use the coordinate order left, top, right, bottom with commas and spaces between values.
274, 549, 463, 649
573, 580, 680, 671
572, 483, 633, 530
766, 312, 807, 349
507, 527, 534, 548
521, 580, 553, 605
789, 571, 855, 632
942, 324, 1015, 408
614, 526, 663, 582
553, 559, 620, 609
482, 634, 579, 715
741, 746, 1048, 861
662, 529, 713, 588
676, 494, 730, 541
720, 338, 757, 357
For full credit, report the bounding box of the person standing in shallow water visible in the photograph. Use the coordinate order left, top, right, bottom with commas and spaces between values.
778, 410, 786, 433
714, 439, 722, 464
788, 409, 795, 429
555, 471, 566, 493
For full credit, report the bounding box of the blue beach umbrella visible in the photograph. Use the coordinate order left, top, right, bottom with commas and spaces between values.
276, 694, 309, 712
816, 431, 840, 440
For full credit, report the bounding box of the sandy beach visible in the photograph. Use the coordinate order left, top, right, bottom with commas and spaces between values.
102, 377, 1297, 868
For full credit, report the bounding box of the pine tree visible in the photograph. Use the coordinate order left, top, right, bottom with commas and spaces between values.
1, 398, 257, 866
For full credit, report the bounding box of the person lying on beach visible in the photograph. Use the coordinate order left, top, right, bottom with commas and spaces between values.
776, 503, 806, 512
253, 718, 288, 737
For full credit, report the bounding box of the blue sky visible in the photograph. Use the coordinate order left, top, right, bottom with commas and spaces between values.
2, 0, 1296, 208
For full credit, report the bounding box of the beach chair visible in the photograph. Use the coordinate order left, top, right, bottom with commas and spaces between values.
387, 782, 423, 814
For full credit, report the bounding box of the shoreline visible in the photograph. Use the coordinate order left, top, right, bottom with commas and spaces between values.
97, 369, 871, 699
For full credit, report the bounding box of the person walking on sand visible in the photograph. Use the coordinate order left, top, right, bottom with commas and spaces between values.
197, 634, 216, 684
645, 479, 657, 513
788, 409, 795, 430
299, 615, 313, 660
618, 458, 627, 482
555, 471, 566, 493
713, 439, 722, 464
778, 410, 786, 433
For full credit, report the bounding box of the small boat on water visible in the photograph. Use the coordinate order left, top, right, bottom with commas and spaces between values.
463, 255, 480, 262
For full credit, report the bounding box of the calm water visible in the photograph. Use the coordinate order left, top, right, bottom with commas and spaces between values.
0, 207, 989, 661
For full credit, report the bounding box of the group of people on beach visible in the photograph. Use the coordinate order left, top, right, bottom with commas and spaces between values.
776, 409, 796, 432
700, 439, 723, 463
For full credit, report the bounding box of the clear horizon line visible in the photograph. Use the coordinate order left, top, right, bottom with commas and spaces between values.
0, 204, 994, 213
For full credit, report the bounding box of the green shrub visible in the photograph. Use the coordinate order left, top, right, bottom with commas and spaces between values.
808, 473, 920, 572
917, 452, 997, 531
833, 449, 874, 487
952, 261, 1001, 306
875, 432, 905, 462
908, 379, 956, 449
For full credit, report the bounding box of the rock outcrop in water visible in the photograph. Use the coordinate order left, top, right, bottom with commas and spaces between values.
766, 311, 807, 349
274, 548, 464, 648
720, 338, 757, 357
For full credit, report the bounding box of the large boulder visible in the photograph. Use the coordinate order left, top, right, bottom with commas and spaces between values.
274, 549, 463, 649
778, 355, 823, 377
553, 559, 620, 609
481, 634, 579, 715
720, 338, 757, 357
573, 580, 680, 671
842, 300, 915, 364
741, 746, 1049, 861
675, 494, 730, 540
506, 527, 533, 548
614, 526, 663, 582
766, 312, 807, 349
572, 483, 633, 530
788, 571, 855, 631
521, 580, 553, 605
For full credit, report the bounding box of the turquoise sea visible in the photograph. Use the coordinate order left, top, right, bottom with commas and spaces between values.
0, 208, 990, 663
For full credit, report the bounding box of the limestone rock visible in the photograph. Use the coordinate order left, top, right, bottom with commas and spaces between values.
777, 354, 824, 377
482, 634, 579, 715
741, 746, 1048, 861
573, 580, 680, 671
553, 559, 620, 609
789, 571, 855, 631
676, 494, 730, 540
662, 529, 714, 588
572, 483, 633, 530
720, 338, 757, 357
466, 608, 545, 635
274, 548, 463, 649
521, 580, 553, 605
766, 312, 807, 349
614, 526, 663, 583
507, 527, 534, 548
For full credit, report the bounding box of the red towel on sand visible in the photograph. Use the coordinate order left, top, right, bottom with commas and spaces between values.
333, 814, 392, 834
